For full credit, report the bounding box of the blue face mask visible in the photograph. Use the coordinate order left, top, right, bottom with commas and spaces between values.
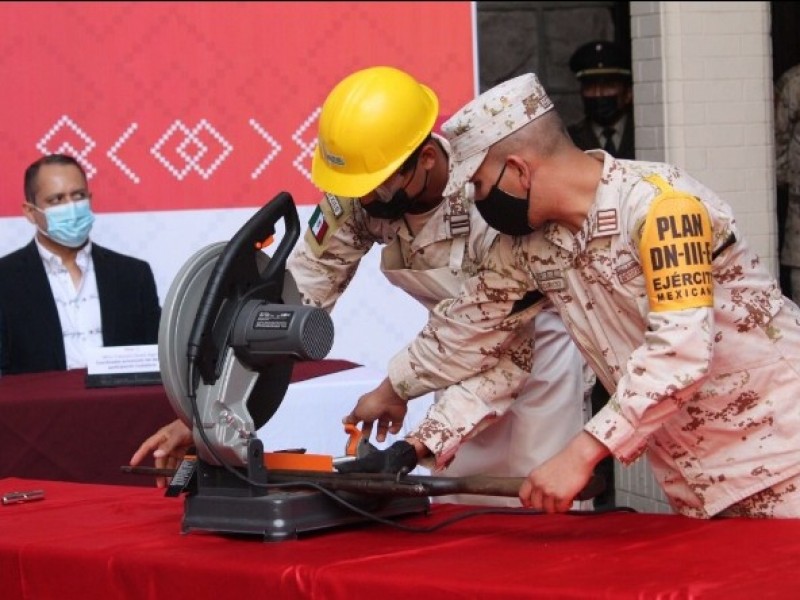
36, 198, 95, 248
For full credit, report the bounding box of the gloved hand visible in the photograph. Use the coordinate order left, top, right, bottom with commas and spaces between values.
335, 440, 418, 475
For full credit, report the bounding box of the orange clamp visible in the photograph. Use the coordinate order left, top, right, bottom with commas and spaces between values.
344, 423, 363, 457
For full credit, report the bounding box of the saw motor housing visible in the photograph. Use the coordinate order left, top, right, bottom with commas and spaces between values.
159, 191, 333, 467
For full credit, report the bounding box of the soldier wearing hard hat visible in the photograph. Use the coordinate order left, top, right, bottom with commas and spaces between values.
294, 65, 592, 507
131, 66, 594, 509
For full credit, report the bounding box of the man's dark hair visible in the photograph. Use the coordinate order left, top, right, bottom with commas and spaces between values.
23, 154, 87, 204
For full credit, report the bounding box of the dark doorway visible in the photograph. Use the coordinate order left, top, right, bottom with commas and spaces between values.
771, 1, 800, 296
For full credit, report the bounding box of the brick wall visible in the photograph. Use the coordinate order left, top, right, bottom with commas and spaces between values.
621, 0, 775, 514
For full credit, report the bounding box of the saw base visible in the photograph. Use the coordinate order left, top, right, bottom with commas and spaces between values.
180, 449, 429, 542
182, 488, 430, 542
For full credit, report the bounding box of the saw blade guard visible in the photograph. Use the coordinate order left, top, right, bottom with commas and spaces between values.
158, 192, 334, 467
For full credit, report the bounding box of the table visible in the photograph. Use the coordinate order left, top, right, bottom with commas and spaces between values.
1, 477, 798, 599
0, 360, 360, 486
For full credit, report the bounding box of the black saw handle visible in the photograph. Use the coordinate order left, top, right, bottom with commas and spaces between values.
186, 192, 300, 384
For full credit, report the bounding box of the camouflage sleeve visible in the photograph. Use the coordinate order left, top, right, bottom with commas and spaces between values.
286, 193, 377, 311
588, 178, 716, 463
407, 313, 536, 469
587, 305, 712, 464
387, 234, 538, 399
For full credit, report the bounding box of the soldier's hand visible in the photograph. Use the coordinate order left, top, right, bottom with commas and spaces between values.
343, 377, 408, 442
519, 432, 608, 513
129, 419, 193, 488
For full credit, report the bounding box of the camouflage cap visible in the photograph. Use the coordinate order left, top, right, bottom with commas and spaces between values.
440, 73, 553, 196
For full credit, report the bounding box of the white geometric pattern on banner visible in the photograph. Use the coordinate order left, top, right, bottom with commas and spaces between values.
249, 118, 282, 180
292, 106, 321, 181
107, 123, 140, 183
37, 115, 97, 179
31, 114, 342, 185
150, 119, 233, 180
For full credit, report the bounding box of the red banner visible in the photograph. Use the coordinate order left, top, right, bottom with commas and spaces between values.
0, 2, 475, 215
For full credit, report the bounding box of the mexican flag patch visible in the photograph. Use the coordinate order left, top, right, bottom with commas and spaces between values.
309, 205, 329, 244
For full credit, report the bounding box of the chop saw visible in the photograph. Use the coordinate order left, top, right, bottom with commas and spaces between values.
158, 191, 429, 541
154, 191, 606, 542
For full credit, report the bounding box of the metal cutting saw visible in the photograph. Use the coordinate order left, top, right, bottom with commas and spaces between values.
153, 191, 605, 542
157, 191, 430, 541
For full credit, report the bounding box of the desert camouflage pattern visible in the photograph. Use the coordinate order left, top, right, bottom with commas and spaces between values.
441, 72, 553, 197
469, 150, 800, 517
287, 138, 587, 472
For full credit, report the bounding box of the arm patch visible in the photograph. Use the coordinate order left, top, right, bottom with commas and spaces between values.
640, 193, 714, 312
304, 193, 352, 257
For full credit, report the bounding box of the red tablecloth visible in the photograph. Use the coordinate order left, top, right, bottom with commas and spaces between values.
1, 477, 798, 599
0, 360, 358, 486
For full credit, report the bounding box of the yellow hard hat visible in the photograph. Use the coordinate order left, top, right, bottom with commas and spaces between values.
311, 66, 439, 198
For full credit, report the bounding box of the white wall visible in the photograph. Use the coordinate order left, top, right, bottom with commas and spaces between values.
623, 0, 775, 514
635, 1, 776, 264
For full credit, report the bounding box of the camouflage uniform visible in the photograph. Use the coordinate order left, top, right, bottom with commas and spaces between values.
287, 137, 589, 505
776, 63, 800, 302
467, 150, 800, 517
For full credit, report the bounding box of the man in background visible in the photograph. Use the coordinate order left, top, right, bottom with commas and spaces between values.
0, 154, 161, 374
567, 39, 635, 160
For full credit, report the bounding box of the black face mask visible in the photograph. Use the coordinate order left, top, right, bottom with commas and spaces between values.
475, 164, 534, 236
362, 165, 428, 220
583, 95, 623, 127
362, 189, 412, 220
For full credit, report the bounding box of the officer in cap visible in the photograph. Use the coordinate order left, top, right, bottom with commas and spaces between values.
567, 39, 635, 159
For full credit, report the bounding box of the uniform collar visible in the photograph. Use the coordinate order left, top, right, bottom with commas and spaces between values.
541, 150, 621, 254
400, 132, 471, 245
591, 113, 628, 143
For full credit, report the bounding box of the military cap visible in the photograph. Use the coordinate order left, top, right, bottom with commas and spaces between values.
569, 40, 632, 81
441, 73, 553, 196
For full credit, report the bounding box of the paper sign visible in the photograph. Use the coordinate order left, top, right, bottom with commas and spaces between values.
86, 344, 160, 375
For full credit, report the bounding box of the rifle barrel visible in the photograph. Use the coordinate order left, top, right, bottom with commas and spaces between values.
121, 465, 605, 501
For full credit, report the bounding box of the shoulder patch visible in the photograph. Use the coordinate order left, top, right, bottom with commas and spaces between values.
304, 195, 354, 258
325, 192, 344, 218
640, 193, 713, 312
309, 205, 328, 245
595, 209, 618, 234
